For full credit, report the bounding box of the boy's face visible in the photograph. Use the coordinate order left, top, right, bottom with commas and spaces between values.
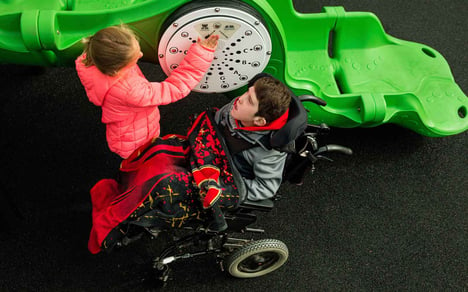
230, 86, 266, 127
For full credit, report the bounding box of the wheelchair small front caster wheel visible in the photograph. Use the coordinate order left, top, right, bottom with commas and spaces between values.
225, 238, 288, 278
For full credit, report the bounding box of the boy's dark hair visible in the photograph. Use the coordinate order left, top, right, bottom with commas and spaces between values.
253, 76, 292, 123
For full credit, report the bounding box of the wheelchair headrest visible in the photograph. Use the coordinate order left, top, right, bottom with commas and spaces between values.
248, 72, 322, 150
248, 72, 308, 150
270, 94, 308, 149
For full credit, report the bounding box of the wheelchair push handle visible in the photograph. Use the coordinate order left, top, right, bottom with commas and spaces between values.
299, 94, 327, 106
315, 144, 353, 156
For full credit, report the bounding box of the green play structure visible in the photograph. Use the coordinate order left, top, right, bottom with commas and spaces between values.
1, 0, 466, 136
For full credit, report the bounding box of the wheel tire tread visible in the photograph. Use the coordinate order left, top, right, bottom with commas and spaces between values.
225, 238, 288, 278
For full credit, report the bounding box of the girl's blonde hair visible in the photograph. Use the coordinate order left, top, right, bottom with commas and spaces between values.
81, 25, 138, 76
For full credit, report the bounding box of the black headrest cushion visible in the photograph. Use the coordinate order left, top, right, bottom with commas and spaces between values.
247, 72, 308, 148
270, 95, 308, 148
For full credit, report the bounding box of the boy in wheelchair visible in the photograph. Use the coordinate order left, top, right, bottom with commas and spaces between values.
87, 73, 350, 281
216, 73, 291, 202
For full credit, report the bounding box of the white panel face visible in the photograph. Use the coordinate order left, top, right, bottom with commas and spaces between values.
158, 7, 272, 93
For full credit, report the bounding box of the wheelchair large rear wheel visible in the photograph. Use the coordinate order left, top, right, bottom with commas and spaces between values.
225, 239, 288, 278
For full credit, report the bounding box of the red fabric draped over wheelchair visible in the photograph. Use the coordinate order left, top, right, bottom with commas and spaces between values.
88, 111, 240, 254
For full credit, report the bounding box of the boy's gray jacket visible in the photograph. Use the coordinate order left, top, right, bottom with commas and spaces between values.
215, 99, 287, 201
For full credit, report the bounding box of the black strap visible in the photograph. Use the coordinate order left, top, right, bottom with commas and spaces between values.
220, 123, 259, 155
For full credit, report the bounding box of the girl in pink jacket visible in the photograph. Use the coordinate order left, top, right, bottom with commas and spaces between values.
76, 25, 218, 158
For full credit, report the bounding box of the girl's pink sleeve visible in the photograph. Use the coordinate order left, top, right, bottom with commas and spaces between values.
126, 43, 214, 107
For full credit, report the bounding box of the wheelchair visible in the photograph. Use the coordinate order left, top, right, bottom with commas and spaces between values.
107, 92, 352, 285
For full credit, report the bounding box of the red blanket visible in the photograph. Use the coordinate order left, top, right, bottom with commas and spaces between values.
88, 111, 240, 253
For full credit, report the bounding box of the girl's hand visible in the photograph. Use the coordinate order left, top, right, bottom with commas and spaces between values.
198, 35, 219, 50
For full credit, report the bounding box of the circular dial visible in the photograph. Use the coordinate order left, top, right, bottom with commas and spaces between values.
158, 6, 272, 93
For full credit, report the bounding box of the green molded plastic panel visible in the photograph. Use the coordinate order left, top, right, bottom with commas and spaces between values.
0, 0, 191, 65
0, 0, 466, 137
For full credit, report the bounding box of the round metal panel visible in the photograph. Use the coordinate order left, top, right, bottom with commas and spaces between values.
158, 7, 272, 93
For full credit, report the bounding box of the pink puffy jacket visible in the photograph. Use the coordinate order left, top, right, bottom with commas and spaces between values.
76, 43, 214, 158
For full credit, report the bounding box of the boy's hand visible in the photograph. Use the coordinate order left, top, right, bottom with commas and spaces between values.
198, 35, 219, 50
